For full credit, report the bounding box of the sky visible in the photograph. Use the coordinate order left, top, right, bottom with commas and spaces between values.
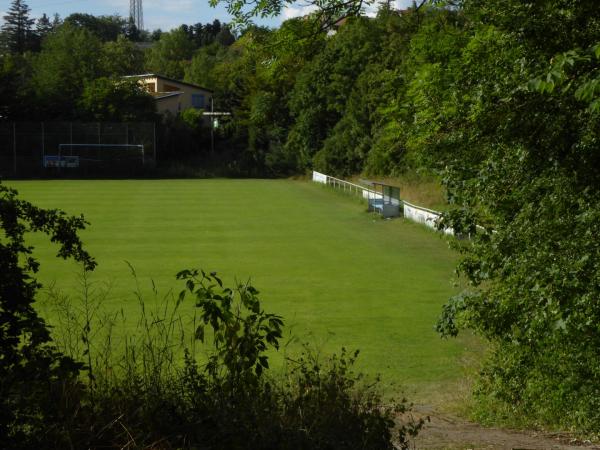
2, 0, 415, 32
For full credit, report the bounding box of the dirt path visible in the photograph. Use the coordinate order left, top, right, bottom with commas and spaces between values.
403, 405, 600, 450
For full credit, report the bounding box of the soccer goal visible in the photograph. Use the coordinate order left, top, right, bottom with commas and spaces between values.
44, 143, 145, 170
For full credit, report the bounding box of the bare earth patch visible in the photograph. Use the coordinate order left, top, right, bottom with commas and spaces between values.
404, 405, 600, 450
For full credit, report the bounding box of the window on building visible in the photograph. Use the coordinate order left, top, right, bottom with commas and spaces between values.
192, 94, 205, 109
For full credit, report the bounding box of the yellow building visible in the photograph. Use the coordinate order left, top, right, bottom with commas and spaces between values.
124, 73, 213, 115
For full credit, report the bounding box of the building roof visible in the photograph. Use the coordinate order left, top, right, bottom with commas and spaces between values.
123, 73, 213, 93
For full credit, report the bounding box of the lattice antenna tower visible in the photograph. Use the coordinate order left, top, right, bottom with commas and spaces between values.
129, 0, 144, 31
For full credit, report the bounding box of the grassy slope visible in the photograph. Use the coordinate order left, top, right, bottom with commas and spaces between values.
10, 179, 472, 396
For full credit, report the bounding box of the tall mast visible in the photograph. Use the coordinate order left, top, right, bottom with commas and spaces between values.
129, 0, 143, 31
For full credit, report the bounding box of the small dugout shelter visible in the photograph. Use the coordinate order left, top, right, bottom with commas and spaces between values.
360, 179, 401, 218
123, 73, 213, 116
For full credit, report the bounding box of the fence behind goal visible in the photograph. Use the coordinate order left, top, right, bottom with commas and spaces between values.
0, 122, 155, 178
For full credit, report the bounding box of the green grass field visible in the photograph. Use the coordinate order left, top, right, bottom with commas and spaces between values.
9, 179, 473, 398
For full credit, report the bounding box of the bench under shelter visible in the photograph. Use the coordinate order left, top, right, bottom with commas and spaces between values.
360, 180, 401, 218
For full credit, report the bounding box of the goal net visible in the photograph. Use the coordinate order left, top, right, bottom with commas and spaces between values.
44, 143, 145, 170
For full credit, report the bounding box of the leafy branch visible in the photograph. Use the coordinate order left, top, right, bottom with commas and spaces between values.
528, 43, 600, 113
176, 268, 283, 380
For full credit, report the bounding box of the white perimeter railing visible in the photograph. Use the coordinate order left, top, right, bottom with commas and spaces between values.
313, 170, 384, 201
312, 170, 454, 236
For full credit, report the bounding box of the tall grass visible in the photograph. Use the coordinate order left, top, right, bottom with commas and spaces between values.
38, 268, 425, 450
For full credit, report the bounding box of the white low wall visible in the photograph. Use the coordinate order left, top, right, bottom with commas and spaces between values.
312, 171, 328, 184
403, 201, 454, 236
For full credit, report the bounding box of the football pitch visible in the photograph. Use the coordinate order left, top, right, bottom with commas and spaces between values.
9, 179, 472, 396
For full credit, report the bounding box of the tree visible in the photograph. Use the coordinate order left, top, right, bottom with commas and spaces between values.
0, 52, 34, 120
0, 54, 20, 118
285, 16, 384, 170
386, 0, 600, 430
31, 23, 104, 117
205, 19, 222, 44
1, 0, 35, 53
26, 13, 54, 52
185, 42, 227, 89
185, 19, 223, 47
78, 77, 157, 122
216, 26, 236, 46
0, 183, 95, 448
64, 13, 126, 42
150, 28, 163, 41
145, 28, 195, 79
35, 13, 53, 39
51, 13, 61, 29
124, 16, 141, 41
101, 34, 145, 76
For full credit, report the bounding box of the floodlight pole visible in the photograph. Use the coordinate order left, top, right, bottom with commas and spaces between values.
12, 122, 16, 175
41, 122, 45, 166
203, 104, 231, 156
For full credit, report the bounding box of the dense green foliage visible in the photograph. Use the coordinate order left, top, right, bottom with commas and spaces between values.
421, 0, 600, 431
145, 28, 196, 79
31, 24, 104, 115
63, 13, 130, 42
